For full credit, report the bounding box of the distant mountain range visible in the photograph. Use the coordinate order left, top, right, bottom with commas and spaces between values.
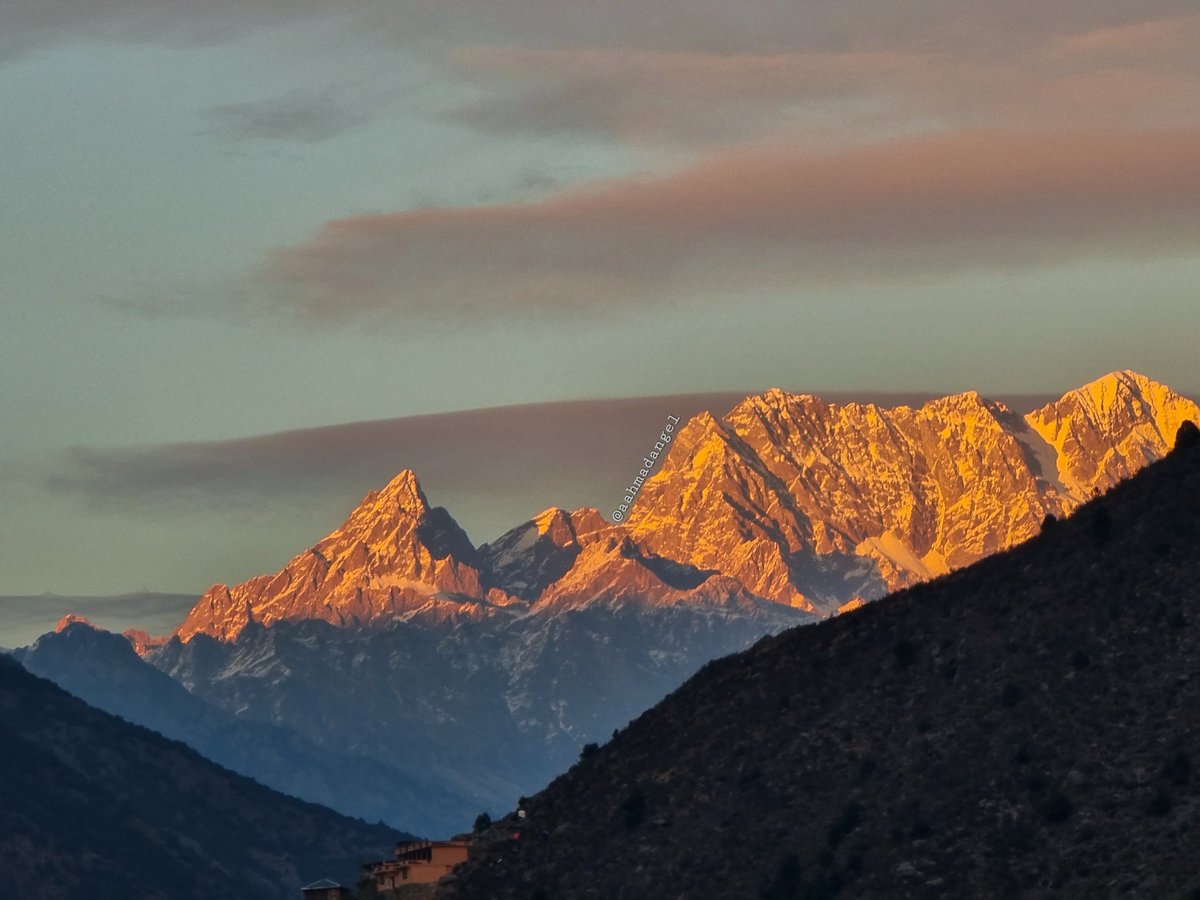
16, 371, 1198, 838
623, 369, 1197, 613
0, 592, 196, 649
179, 369, 1198, 639
14, 620, 473, 838
442, 418, 1200, 899
0, 653, 402, 900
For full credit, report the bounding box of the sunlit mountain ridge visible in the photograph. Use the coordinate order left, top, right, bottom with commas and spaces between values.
178, 370, 1198, 639
16, 371, 1197, 837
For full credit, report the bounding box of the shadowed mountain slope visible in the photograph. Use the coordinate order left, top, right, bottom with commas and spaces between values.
177, 371, 1197, 640
445, 421, 1200, 899
14, 621, 466, 835
22, 373, 1195, 840
0, 655, 402, 900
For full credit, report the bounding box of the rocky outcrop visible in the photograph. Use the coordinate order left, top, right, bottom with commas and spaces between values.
176, 371, 1197, 640
1026, 369, 1200, 498
48, 370, 1193, 838
177, 470, 519, 642
441, 418, 1200, 900
625, 371, 1198, 614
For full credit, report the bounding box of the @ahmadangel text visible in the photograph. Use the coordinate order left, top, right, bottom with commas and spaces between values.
612, 414, 680, 522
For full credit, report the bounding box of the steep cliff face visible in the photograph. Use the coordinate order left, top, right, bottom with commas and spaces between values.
176, 371, 1198, 640
177, 470, 518, 642
622, 410, 823, 610
529, 514, 800, 618
45, 370, 1195, 839
480, 503, 788, 615
477, 507, 588, 601
442, 416, 1200, 900
1026, 369, 1200, 499
624, 371, 1198, 614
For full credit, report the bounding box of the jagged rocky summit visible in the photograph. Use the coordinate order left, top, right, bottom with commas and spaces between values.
441, 418, 1200, 899
178, 369, 1198, 640
27, 370, 1197, 837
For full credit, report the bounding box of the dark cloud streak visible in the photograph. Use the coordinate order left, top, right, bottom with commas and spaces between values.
254, 129, 1200, 328
202, 89, 377, 144
48, 395, 752, 540
6, 1, 1195, 59
46, 391, 1054, 543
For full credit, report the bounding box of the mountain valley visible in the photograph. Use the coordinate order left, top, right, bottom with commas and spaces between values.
12, 371, 1198, 841
445, 419, 1200, 898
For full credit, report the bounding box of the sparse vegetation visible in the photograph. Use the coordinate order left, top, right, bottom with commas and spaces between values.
1148, 791, 1171, 817
1040, 791, 1074, 823
759, 853, 800, 900
0, 657, 401, 899
442, 439, 1200, 899
1176, 420, 1200, 451
826, 801, 863, 848
620, 788, 646, 829
1089, 507, 1113, 546
1164, 752, 1191, 786
1001, 682, 1024, 707
910, 819, 933, 840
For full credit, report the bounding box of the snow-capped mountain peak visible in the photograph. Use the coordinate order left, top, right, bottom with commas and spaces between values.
175, 372, 1197, 640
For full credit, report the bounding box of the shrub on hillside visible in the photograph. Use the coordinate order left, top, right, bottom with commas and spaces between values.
620, 788, 646, 829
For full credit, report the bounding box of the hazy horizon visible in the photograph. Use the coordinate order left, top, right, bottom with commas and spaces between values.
5, 378, 1194, 601
4, 0, 1199, 598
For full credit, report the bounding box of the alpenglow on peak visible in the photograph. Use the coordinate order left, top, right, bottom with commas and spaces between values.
173, 371, 1197, 641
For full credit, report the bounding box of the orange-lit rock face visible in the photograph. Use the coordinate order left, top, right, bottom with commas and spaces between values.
626, 371, 1199, 613
176, 371, 1198, 640
1026, 369, 1200, 498
176, 469, 519, 642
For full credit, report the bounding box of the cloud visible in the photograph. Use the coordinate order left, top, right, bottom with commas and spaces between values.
0, 0, 333, 59
45, 394, 751, 541
7, 1, 1196, 89
445, 47, 937, 145
441, 9, 1200, 145
48, 389, 1042, 541
1046, 13, 1200, 64
6, 1, 1198, 152
254, 128, 1200, 327
202, 89, 376, 143
9, 1, 1195, 56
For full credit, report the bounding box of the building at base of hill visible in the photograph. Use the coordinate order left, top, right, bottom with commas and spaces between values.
301, 878, 353, 900
358, 839, 470, 898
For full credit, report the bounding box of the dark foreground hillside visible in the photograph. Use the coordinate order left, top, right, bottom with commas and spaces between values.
15, 621, 468, 836
445, 423, 1200, 899
0, 657, 402, 900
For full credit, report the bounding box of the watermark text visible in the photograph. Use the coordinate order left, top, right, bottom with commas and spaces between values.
612, 414, 680, 522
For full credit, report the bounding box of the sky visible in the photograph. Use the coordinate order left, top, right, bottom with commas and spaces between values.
1, 1, 1199, 603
